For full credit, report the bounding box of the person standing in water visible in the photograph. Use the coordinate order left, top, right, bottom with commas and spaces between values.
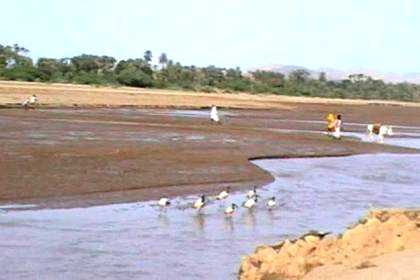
326, 113, 335, 135
210, 105, 220, 123
332, 114, 342, 139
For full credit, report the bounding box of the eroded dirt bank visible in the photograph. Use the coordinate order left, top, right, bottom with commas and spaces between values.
239, 209, 420, 280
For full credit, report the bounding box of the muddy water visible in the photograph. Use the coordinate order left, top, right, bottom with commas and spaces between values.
1, 144, 420, 279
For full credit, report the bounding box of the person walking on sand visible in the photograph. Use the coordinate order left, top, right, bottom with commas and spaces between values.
332, 114, 342, 139
210, 105, 220, 123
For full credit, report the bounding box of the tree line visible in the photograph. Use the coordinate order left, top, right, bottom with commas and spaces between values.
1, 43, 419, 102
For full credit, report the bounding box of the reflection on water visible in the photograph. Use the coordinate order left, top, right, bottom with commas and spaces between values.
1, 151, 420, 279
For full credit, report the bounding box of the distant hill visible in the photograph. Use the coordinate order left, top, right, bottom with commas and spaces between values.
250, 64, 420, 84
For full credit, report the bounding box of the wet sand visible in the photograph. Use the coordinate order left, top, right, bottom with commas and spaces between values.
1, 82, 420, 208
1, 106, 420, 208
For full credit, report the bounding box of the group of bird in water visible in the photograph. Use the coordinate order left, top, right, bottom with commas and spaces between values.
157, 186, 277, 215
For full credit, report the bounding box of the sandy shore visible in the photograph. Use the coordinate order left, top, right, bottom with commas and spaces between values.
2, 80, 420, 109
1, 81, 420, 208
239, 209, 420, 280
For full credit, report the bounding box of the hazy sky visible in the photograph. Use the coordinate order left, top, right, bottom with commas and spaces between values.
1, 0, 419, 73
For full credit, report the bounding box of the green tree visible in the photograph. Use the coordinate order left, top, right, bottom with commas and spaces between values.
2, 43, 420, 102
252, 70, 285, 88
289, 69, 311, 83
0, 44, 38, 81
116, 65, 153, 87
70, 54, 116, 74
0, 44, 15, 70
37, 58, 62, 81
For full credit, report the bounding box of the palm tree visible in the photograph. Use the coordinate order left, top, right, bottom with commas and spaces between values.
144, 50, 152, 65
158, 53, 168, 69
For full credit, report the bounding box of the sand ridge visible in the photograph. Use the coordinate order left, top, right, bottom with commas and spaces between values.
2, 81, 420, 109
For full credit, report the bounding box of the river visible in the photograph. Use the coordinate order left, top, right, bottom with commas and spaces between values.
1, 136, 419, 279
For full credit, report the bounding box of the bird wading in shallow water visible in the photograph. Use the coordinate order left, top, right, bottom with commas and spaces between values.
266, 196, 276, 210
158, 197, 171, 208
193, 195, 207, 211
242, 196, 258, 209
216, 187, 230, 200
246, 186, 257, 199
224, 203, 238, 215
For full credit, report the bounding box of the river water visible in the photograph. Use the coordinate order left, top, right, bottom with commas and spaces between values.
1, 137, 420, 279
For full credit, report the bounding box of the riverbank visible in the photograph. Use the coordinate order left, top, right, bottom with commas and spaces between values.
239, 209, 420, 280
2, 80, 420, 110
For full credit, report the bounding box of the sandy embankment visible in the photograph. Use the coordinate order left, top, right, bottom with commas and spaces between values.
2, 80, 420, 109
239, 209, 420, 280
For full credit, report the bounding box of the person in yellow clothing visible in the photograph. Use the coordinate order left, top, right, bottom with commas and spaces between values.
326, 113, 336, 134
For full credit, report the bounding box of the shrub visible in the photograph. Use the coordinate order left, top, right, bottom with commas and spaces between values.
116, 68, 153, 87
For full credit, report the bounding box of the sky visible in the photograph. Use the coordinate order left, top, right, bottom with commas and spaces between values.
1, 0, 420, 73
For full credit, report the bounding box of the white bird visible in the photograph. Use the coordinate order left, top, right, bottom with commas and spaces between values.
246, 186, 257, 199
242, 196, 258, 209
193, 195, 207, 211
216, 187, 230, 200
266, 197, 276, 210
158, 197, 171, 207
224, 203, 238, 215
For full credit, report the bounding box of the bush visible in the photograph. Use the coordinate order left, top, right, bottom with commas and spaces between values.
199, 85, 216, 93
116, 68, 153, 87
73, 72, 106, 85
2, 66, 39, 81
224, 79, 251, 92
251, 82, 272, 94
